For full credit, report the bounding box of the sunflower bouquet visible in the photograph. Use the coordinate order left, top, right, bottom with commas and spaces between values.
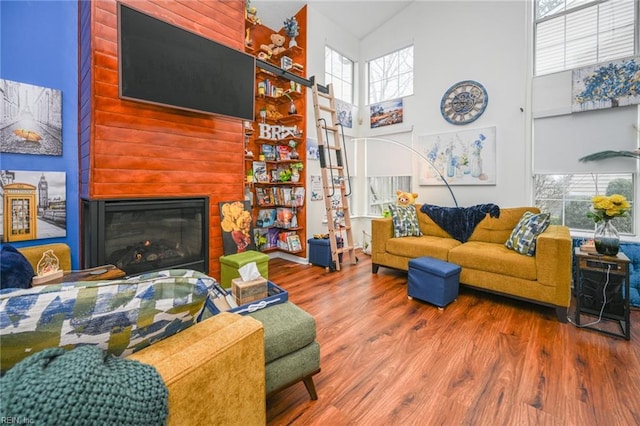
587, 194, 630, 223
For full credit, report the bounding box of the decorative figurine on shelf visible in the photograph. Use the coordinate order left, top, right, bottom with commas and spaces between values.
260, 33, 286, 57
283, 16, 299, 48
245, 28, 253, 48
32, 249, 63, 285
283, 93, 297, 115
288, 139, 299, 159
245, 0, 261, 25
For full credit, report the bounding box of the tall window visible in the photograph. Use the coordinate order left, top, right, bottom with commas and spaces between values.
368, 176, 412, 216
368, 45, 414, 104
534, 0, 636, 76
325, 46, 354, 104
534, 173, 634, 234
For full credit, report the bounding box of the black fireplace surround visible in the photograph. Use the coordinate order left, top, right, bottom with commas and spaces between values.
82, 197, 209, 276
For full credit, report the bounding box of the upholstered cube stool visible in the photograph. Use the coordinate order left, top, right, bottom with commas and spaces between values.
219, 251, 269, 288
408, 256, 461, 308
248, 301, 320, 399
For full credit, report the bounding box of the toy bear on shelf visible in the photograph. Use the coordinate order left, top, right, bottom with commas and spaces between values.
396, 190, 419, 206
260, 33, 286, 57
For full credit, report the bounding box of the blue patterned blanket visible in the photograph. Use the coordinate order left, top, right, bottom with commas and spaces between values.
420, 203, 500, 243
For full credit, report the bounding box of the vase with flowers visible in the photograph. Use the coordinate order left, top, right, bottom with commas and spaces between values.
283, 16, 299, 48
587, 194, 630, 256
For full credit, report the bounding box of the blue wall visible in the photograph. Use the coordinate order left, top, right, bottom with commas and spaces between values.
1, 1, 79, 268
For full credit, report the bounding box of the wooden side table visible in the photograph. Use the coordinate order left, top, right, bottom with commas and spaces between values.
574, 248, 630, 340
32, 265, 126, 286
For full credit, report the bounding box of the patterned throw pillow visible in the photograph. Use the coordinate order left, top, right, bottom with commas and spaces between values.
505, 211, 551, 256
0, 269, 215, 374
388, 205, 422, 238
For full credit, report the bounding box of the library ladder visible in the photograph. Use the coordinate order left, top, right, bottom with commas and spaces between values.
311, 81, 356, 271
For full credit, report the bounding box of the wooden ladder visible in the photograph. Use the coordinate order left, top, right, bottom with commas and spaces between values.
311, 81, 356, 271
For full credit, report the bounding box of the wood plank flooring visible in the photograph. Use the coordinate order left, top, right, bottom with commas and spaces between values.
265, 251, 640, 425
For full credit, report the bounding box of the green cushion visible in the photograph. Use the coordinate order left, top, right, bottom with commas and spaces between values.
389, 205, 422, 238
0, 269, 215, 374
248, 301, 316, 363
505, 211, 550, 256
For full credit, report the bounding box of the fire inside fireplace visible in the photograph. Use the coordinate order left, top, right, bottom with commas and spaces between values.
82, 197, 209, 275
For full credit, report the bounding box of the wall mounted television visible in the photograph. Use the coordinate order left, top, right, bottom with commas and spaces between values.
118, 3, 255, 121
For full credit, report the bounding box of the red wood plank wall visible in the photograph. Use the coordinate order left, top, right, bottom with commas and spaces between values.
79, 0, 246, 279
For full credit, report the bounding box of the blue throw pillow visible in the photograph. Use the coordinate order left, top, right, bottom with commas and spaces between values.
1, 244, 35, 290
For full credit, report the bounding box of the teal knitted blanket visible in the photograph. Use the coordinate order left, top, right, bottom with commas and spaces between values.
0, 346, 168, 425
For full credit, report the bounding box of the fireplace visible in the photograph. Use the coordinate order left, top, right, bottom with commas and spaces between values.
82, 197, 209, 275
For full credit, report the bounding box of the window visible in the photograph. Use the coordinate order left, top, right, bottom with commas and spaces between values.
534, 0, 636, 76
368, 176, 412, 216
368, 46, 414, 104
325, 46, 354, 104
534, 173, 634, 234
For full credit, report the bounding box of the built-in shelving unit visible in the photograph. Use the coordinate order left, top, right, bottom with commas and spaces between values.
244, 6, 307, 256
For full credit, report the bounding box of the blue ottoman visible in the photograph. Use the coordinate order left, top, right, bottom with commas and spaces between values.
408, 256, 461, 308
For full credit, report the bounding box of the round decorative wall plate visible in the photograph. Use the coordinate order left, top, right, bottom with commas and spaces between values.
440, 80, 488, 125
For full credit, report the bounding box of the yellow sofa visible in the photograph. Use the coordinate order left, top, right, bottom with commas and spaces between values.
372, 206, 573, 321
9, 243, 266, 424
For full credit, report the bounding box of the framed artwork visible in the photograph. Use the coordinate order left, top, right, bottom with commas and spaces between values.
306, 137, 319, 160
1, 79, 63, 156
219, 200, 256, 255
417, 127, 496, 186
370, 98, 403, 128
336, 99, 354, 129
1, 170, 67, 242
572, 56, 640, 112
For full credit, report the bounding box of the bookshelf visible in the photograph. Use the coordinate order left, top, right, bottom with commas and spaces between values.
245, 6, 307, 257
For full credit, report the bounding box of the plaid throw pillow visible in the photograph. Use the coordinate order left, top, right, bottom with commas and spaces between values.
505, 211, 550, 256
388, 205, 422, 238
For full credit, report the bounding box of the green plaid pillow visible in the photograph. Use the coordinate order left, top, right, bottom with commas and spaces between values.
388, 205, 422, 238
505, 212, 550, 256
0, 269, 215, 374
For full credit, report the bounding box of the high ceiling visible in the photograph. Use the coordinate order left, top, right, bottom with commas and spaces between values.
251, 1, 414, 40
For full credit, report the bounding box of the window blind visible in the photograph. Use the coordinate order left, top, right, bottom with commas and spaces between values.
535, 0, 635, 76
533, 106, 638, 173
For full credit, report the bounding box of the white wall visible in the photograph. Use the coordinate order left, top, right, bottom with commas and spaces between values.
303, 1, 532, 248
304, 4, 361, 242
303, 1, 639, 252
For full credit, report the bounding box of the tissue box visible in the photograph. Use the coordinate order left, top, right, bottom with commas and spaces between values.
232, 277, 268, 305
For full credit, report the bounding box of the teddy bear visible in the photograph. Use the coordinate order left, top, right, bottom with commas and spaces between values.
396, 190, 418, 206
260, 33, 286, 57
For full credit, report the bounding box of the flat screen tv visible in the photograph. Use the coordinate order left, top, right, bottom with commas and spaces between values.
118, 3, 255, 120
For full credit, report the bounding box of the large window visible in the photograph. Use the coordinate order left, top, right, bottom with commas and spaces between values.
534, 173, 634, 234
368, 176, 412, 216
325, 46, 354, 104
535, 0, 636, 76
368, 46, 414, 104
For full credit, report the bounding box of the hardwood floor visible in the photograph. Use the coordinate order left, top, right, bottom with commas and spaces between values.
265, 251, 640, 425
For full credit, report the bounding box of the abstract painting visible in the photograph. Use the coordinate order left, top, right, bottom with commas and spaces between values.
572, 56, 640, 112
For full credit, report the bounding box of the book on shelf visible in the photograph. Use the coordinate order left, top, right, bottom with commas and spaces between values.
254, 227, 271, 251
267, 228, 280, 249
253, 161, 269, 183
276, 145, 291, 160
261, 144, 276, 161
293, 187, 305, 207
276, 207, 294, 228
255, 187, 273, 206
287, 234, 302, 252
256, 209, 276, 227
278, 231, 297, 250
